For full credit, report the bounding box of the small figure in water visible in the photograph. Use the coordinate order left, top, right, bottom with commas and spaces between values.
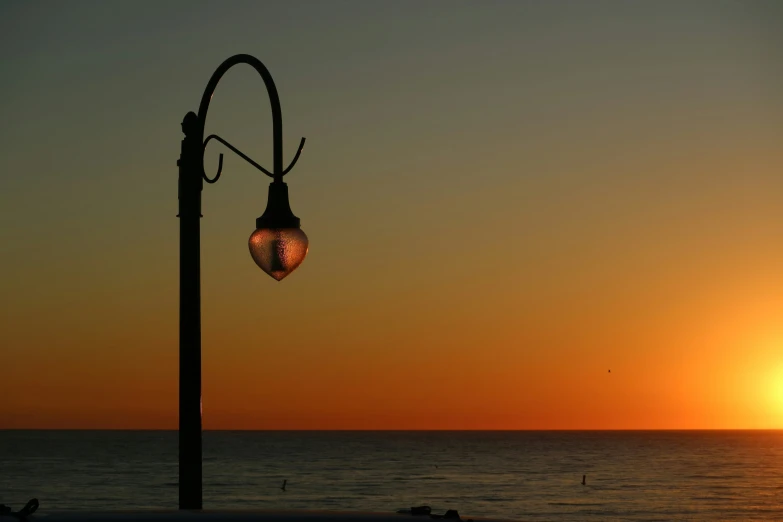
281, 479, 287, 492
581, 475, 586, 485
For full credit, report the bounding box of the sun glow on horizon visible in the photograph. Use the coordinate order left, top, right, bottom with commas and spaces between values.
762, 355, 783, 423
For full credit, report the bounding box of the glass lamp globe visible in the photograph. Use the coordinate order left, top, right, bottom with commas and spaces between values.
249, 227, 309, 281
251, 180, 307, 281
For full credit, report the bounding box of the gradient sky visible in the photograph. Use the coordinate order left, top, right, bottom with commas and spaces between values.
1, 0, 781, 430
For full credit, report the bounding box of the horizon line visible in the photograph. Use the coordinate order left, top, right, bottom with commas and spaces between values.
2, 428, 782, 432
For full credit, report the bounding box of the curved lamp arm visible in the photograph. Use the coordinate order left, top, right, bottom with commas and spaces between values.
195, 54, 305, 182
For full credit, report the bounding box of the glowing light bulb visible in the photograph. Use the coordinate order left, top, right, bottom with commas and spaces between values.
249, 227, 309, 281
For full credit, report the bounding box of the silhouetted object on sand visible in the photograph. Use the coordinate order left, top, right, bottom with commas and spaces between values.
581, 475, 586, 485
0, 499, 39, 519
281, 479, 287, 492
402, 507, 470, 521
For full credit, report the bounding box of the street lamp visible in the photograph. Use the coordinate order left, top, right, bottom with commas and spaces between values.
177, 54, 308, 510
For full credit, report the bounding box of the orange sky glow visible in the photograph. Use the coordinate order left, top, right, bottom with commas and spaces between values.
0, 1, 781, 430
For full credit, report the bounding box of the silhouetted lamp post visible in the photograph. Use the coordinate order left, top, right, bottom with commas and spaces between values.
177, 54, 308, 510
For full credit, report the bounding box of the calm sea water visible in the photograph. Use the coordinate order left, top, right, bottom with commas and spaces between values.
1, 431, 782, 521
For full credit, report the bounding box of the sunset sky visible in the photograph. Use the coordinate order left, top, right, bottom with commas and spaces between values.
0, 1, 781, 430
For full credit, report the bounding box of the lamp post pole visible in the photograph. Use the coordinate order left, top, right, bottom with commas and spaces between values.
177, 108, 203, 511
176, 54, 308, 510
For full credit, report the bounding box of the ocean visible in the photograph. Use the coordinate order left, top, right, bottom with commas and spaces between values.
1, 430, 781, 521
